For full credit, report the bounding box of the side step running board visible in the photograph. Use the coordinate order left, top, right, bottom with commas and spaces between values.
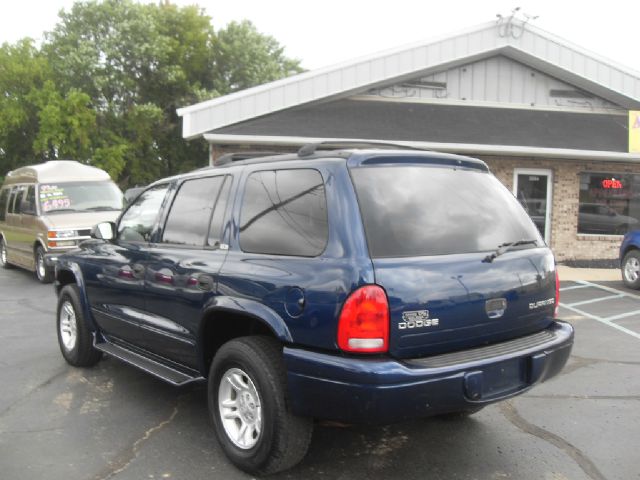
95, 340, 205, 386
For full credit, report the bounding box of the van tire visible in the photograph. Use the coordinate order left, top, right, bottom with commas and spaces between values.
0, 237, 12, 269
35, 245, 54, 283
208, 336, 313, 475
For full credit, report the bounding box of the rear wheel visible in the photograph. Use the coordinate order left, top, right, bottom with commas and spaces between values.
0, 237, 12, 269
56, 284, 102, 367
35, 245, 54, 283
208, 336, 313, 475
622, 250, 640, 289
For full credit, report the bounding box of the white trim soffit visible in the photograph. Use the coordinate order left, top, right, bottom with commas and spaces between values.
203, 134, 640, 163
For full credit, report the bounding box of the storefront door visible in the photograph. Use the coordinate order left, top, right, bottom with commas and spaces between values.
513, 169, 552, 244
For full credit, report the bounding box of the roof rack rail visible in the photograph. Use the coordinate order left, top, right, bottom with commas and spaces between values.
297, 140, 428, 157
215, 151, 283, 166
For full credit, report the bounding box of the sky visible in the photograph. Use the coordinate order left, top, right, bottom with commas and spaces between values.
1, 0, 640, 74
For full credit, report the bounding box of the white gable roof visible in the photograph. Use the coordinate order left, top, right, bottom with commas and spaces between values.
177, 21, 640, 140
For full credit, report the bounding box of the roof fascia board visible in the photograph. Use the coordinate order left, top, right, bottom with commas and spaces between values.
203, 133, 640, 163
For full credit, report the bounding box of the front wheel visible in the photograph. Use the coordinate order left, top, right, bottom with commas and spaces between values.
208, 336, 313, 475
0, 237, 12, 269
35, 246, 54, 283
622, 250, 640, 289
57, 284, 102, 367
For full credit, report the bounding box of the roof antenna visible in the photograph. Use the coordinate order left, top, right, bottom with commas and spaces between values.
496, 7, 538, 39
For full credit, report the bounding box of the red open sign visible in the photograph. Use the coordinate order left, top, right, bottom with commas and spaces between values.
602, 179, 622, 189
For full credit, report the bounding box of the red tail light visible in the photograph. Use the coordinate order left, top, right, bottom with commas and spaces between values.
554, 269, 560, 318
337, 285, 389, 353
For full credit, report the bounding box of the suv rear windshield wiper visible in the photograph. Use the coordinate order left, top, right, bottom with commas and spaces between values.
482, 239, 539, 263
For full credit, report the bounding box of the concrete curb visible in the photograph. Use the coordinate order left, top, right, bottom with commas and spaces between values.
557, 265, 621, 282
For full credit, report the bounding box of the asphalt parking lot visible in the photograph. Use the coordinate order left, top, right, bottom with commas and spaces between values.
1, 267, 639, 480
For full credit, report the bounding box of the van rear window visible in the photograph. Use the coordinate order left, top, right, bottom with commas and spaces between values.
350, 166, 542, 258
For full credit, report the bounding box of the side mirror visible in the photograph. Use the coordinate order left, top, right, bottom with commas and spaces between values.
92, 222, 116, 241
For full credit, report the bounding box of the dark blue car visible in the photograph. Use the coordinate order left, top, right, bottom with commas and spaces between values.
54, 145, 573, 474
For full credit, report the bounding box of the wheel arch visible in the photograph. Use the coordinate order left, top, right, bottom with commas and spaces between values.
33, 238, 46, 252
55, 262, 96, 331
197, 298, 293, 376
622, 245, 640, 265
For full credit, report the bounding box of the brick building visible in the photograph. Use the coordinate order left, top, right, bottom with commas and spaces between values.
178, 20, 640, 261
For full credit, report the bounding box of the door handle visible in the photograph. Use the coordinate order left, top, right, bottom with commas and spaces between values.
192, 274, 214, 291
132, 264, 145, 279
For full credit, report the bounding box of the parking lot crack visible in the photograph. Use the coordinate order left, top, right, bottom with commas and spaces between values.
500, 401, 608, 480
91, 396, 182, 480
0, 368, 68, 419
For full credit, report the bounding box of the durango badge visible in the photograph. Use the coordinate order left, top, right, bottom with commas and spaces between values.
529, 298, 555, 310
399, 310, 439, 329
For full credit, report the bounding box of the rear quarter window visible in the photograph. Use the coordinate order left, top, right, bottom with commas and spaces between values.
239, 169, 328, 257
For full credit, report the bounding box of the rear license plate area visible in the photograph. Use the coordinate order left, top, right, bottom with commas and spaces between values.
481, 358, 526, 399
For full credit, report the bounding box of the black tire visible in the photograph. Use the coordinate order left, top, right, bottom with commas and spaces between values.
622, 250, 640, 289
56, 284, 102, 367
0, 237, 13, 269
208, 336, 313, 475
35, 245, 54, 283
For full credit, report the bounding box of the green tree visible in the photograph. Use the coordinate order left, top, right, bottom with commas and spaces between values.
0, 39, 45, 174
214, 20, 302, 94
40, 0, 302, 186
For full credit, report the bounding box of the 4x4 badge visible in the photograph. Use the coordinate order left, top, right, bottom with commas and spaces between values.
399, 310, 439, 329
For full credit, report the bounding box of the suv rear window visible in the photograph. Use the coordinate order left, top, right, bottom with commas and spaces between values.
351, 166, 542, 258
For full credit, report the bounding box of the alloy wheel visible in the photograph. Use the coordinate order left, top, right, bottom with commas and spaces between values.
59, 300, 78, 351
218, 367, 263, 449
624, 257, 640, 283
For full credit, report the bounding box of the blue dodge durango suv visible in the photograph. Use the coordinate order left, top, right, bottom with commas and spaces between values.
54, 144, 573, 474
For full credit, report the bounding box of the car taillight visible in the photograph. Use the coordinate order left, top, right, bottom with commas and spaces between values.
555, 269, 560, 318
337, 285, 389, 353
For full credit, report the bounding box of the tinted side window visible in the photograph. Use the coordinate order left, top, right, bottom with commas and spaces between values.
162, 176, 225, 246
118, 185, 169, 242
18, 185, 36, 215
0, 189, 8, 221
239, 169, 328, 256
7, 187, 19, 214
208, 176, 232, 247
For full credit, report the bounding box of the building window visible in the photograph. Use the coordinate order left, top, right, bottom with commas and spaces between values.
578, 172, 640, 235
